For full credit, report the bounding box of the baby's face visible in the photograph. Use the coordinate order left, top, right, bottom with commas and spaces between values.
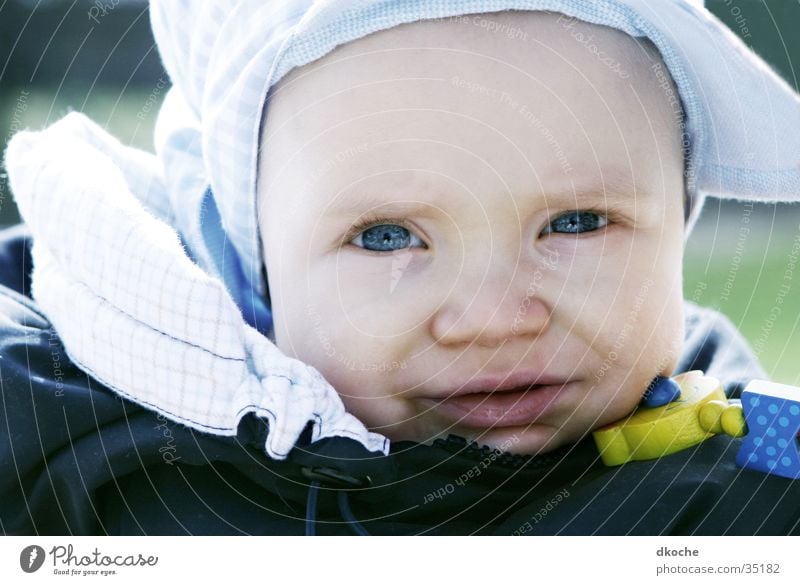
258, 11, 686, 454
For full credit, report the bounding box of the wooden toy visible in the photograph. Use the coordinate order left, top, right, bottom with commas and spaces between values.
640, 375, 682, 407
593, 371, 733, 465
593, 371, 800, 479
736, 380, 800, 480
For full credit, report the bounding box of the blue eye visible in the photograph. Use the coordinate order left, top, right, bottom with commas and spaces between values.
351, 223, 425, 252
542, 211, 608, 235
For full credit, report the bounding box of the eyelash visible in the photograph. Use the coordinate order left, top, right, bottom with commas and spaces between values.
540, 207, 624, 235
344, 207, 621, 248
344, 213, 427, 248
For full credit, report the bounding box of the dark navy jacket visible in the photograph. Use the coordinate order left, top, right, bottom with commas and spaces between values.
1, 223, 799, 535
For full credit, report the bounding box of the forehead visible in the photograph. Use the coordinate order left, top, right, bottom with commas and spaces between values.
259, 11, 682, 208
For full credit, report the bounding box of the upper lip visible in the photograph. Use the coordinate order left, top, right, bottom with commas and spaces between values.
429, 370, 573, 399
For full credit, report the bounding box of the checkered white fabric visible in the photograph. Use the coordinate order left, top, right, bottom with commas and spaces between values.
6, 114, 388, 459
5, 0, 799, 460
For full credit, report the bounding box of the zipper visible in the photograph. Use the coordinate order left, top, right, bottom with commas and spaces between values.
431, 434, 579, 470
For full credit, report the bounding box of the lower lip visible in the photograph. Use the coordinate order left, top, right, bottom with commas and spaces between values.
417, 383, 573, 428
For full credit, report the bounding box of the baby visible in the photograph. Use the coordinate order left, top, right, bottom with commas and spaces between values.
257, 11, 687, 455
3, 0, 799, 536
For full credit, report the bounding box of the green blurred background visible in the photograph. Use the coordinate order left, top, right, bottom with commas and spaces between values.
1, 1, 799, 384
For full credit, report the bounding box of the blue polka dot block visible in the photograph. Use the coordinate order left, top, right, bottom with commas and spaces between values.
736, 380, 800, 480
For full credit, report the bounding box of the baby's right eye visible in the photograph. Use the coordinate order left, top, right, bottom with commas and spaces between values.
351, 223, 426, 252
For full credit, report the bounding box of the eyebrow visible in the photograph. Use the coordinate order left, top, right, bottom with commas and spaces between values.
324, 168, 647, 217
547, 169, 648, 207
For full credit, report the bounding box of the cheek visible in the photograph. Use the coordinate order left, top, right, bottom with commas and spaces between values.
272, 258, 410, 379
315, 251, 432, 337
541, 230, 683, 364
272, 296, 412, 428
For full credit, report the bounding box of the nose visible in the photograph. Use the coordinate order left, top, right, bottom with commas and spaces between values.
430, 263, 550, 348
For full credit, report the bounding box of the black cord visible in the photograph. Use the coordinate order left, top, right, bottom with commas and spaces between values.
337, 490, 371, 536
305, 480, 320, 536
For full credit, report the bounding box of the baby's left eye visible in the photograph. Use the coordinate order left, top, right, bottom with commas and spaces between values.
351, 223, 426, 252
541, 211, 608, 235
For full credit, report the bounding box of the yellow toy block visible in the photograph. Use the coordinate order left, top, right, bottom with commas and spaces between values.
592, 370, 745, 466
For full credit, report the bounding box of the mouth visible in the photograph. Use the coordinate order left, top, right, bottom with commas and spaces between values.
417, 378, 575, 428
